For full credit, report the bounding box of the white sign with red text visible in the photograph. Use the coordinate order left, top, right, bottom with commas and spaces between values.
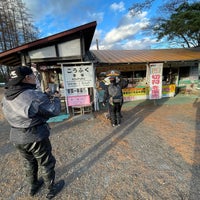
149, 63, 163, 99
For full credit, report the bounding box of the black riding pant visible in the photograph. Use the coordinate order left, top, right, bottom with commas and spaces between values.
14, 137, 56, 187
108, 102, 121, 125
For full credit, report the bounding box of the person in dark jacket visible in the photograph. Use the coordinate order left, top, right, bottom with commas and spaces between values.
116, 76, 129, 118
103, 76, 123, 127
1, 66, 64, 199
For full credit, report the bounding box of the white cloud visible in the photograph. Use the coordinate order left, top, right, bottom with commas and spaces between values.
104, 11, 149, 44
23, 0, 89, 21
104, 22, 149, 44
110, 1, 125, 12
93, 29, 103, 40
91, 37, 159, 50
118, 11, 148, 26
23, 0, 161, 50
87, 12, 104, 23
121, 38, 158, 49
90, 11, 158, 50
23, 0, 101, 36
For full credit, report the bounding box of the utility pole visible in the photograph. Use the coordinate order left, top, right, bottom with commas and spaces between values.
96, 39, 99, 50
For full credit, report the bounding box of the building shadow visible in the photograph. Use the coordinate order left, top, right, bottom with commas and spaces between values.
189, 97, 200, 199
56, 97, 170, 187
0, 121, 14, 157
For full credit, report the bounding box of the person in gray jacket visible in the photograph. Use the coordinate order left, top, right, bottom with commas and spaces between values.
1, 66, 64, 199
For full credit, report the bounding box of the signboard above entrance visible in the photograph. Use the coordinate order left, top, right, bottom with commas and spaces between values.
62, 64, 94, 89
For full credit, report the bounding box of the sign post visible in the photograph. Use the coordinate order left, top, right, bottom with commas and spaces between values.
60, 62, 95, 113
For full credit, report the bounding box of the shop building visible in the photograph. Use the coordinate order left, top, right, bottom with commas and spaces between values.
0, 21, 200, 114
0, 21, 97, 114
91, 49, 200, 101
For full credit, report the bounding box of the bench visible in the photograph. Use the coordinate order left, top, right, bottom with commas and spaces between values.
72, 104, 93, 115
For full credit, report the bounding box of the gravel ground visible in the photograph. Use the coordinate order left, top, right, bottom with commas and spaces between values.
1, 87, 200, 200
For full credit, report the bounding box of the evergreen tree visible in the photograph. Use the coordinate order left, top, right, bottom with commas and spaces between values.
154, 2, 200, 48
129, 0, 200, 48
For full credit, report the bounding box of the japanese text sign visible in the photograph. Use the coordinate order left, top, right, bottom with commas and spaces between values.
149, 63, 163, 99
67, 95, 90, 106
63, 65, 94, 89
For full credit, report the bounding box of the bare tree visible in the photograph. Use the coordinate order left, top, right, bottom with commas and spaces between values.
0, 0, 39, 82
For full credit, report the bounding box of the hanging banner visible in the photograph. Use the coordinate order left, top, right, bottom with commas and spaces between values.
62, 64, 94, 89
149, 63, 163, 99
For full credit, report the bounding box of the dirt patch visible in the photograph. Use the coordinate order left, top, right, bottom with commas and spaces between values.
1, 89, 200, 199
0, 88, 5, 120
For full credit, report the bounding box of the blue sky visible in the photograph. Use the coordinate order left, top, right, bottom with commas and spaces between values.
22, 0, 166, 50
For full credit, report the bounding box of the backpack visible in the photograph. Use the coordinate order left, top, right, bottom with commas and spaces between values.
108, 84, 122, 103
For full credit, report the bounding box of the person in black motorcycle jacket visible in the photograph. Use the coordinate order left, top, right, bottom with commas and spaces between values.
1, 66, 64, 199
103, 76, 123, 127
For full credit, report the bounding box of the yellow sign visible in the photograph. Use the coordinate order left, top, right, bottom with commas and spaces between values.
123, 87, 148, 96
122, 84, 176, 101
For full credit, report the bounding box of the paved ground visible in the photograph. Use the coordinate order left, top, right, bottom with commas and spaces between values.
1, 88, 200, 200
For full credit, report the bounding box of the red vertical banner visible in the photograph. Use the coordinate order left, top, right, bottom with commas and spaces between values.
149, 63, 163, 99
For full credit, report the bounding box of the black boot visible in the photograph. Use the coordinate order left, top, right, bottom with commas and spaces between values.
116, 113, 121, 126
30, 178, 44, 196
46, 180, 65, 199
